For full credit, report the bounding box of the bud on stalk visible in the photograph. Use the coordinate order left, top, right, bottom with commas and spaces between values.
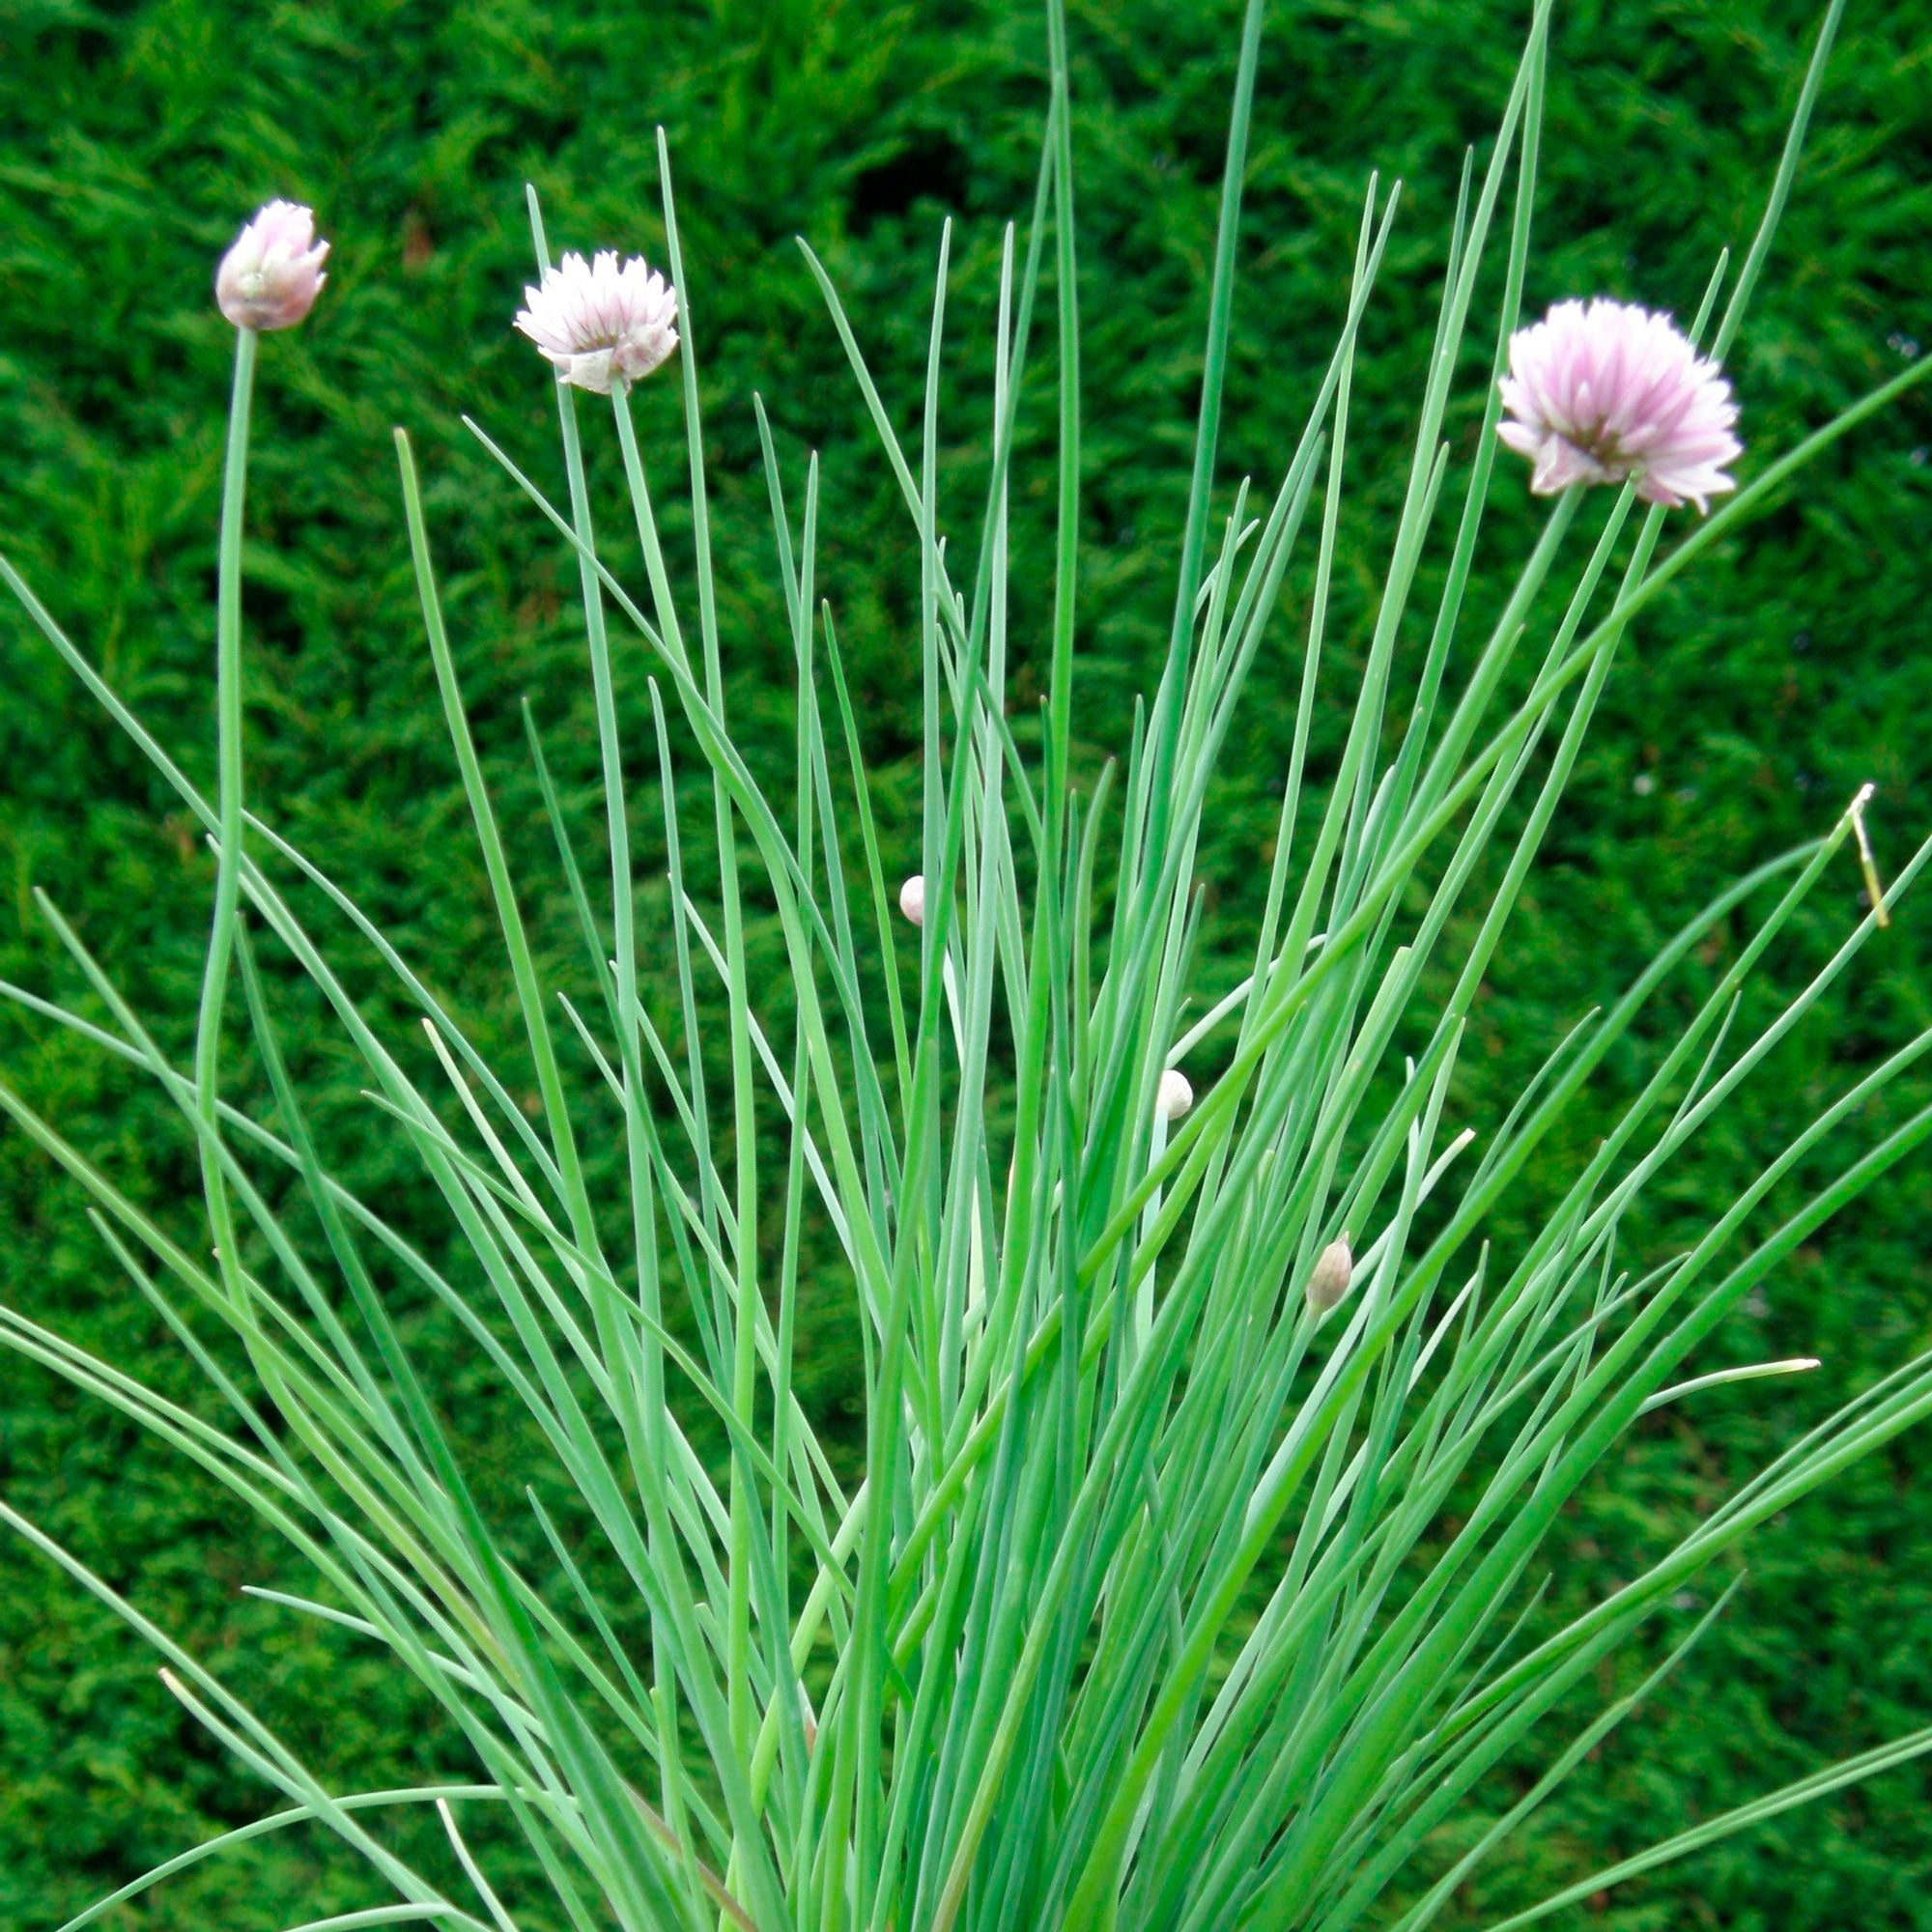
1306, 1234, 1353, 1314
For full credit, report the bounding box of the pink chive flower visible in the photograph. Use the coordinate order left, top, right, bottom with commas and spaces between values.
515, 250, 678, 394
1497, 298, 1741, 513
215, 201, 329, 331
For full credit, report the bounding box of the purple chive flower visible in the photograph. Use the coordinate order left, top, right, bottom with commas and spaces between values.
215, 201, 328, 330
515, 250, 679, 394
1498, 298, 1742, 513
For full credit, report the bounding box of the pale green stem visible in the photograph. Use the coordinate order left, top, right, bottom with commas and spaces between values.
195, 324, 258, 1308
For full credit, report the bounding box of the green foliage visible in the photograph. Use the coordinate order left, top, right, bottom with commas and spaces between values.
0, 0, 1929, 1926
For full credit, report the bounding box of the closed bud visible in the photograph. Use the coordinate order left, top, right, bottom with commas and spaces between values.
898, 873, 926, 926
1155, 1068, 1194, 1122
216, 200, 328, 330
1306, 1234, 1352, 1314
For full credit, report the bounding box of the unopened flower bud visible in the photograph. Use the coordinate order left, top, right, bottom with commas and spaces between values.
1155, 1068, 1193, 1122
216, 200, 328, 330
898, 874, 926, 926
1306, 1234, 1352, 1314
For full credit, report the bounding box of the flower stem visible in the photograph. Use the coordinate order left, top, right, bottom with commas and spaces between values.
194, 325, 257, 1301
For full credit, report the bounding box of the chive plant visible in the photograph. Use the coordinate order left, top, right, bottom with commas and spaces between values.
5, 1, 1931, 1927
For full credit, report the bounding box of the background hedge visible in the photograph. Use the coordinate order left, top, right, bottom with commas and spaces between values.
1, 0, 1929, 1925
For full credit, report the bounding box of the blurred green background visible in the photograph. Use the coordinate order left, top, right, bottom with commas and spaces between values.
2, 0, 1929, 1925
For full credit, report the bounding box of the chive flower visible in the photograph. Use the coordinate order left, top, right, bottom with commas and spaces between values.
898, 875, 926, 926
515, 249, 679, 394
1497, 298, 1741, 513
215, 201, 328, 331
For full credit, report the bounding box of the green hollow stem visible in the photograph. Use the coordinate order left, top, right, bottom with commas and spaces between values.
194, 324, 259, 1304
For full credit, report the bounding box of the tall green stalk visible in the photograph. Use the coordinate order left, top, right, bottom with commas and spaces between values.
193, 323, 258, 1312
